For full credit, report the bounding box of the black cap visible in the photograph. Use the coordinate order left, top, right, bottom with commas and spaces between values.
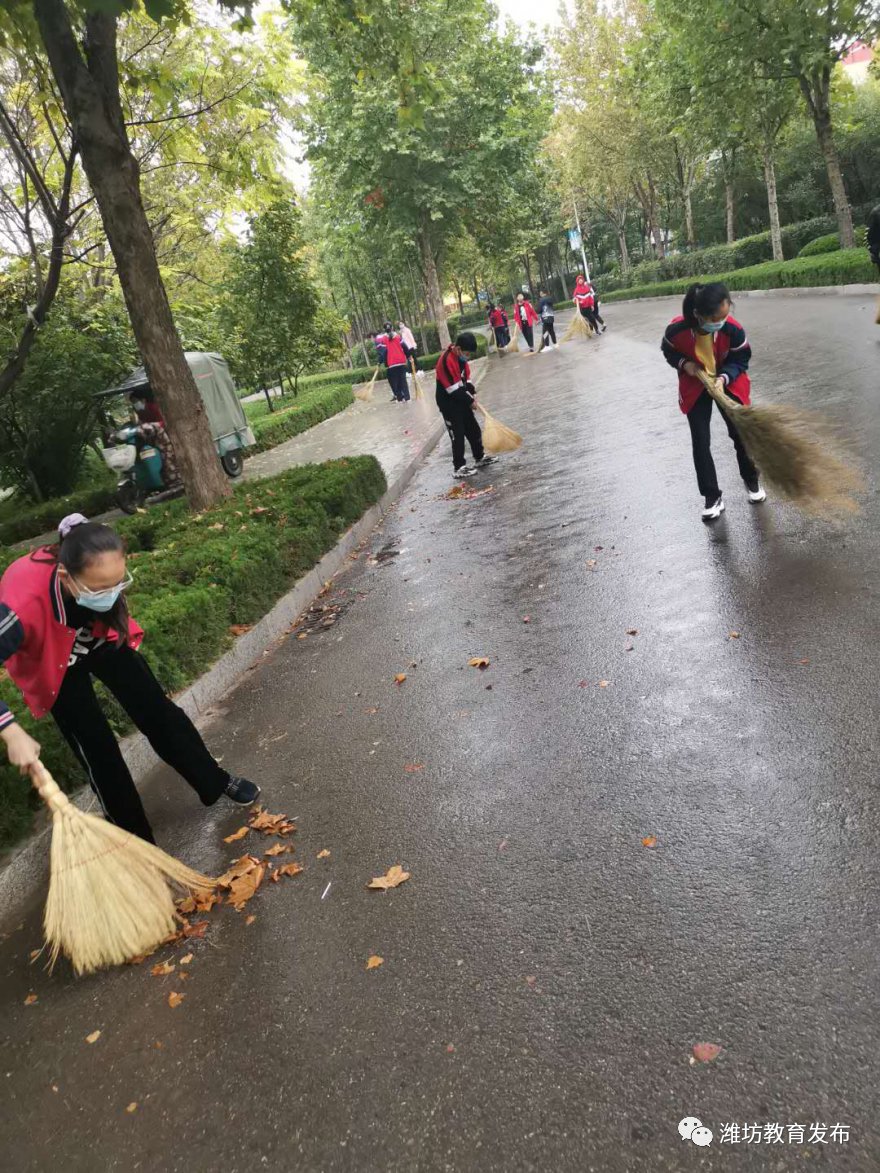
456, 331, 478, 355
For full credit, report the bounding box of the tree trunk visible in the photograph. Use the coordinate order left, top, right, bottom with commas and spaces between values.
800, 72, 854, 248
471, 275, 480, 306
453, 278, 463, 315
418, 220, 449, 348
617, 227, 630, 274
724, 179, 735, 244
555, 242, 570, 299
762, 144, 784, 262
521, 253, 534, 296
683, 189, 696, 250
34, 0, 229, 511
405, 259, 429, 352
634, 178, 664, 259
389, 272, 403, 321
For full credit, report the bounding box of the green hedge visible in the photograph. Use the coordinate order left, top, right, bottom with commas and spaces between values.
799, 227, 868, 257
601, 248, 876, 303
298, 336, 488, 390
247, 383, 354, 452
0, 456, 387, 850
0, 483, 119, 547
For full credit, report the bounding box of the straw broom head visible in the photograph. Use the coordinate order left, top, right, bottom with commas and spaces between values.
353, 366, 379, 402
410, 358, 424, 400
698, 372, 863, 515
501, 323, 520, 354
475, 403, 522, 453
33, 765, 215, 975
561, 312, 592, 342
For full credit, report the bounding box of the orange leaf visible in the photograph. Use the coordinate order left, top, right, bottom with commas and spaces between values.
28, 949, 40, 962
317, 849, 331, 859
125, 1102, 138, 1114
176, 894, 197, 914
181, 920, 209, 940
367, 864, 410, 891
223, 826, 249, 843
275, 862, 304, 879
246, 915, 257, 926
728, 631, 741, 640
641, 836, 657, 848
404, 762, 425, 773
86, 1030, 101, 1044
150, 961, 175, 977
598, 680, 611, 688
468, 657, 490, 669
167, 992, 185, 1009
179, 954, 194, 965
24, 993, 37, 1005
229, 624, 253, 637
218, 855, 263, 886
249, 811, 297, 836
394, 673, 407, 685
692, 1042, 722, 1063
227, 862, 266, 909
264, 843, 289, 857
366, 955, 384, 970
179, 972, 190, 981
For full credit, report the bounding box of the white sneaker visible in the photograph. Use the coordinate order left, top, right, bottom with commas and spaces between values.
701, 494, 725, 520
454, 465, 477, 479
747, 484, 767, 503
476, 455, 498, 467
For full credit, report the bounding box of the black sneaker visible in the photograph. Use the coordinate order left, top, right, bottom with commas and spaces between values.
225, 776, 261, 806
701, 494, 725, 520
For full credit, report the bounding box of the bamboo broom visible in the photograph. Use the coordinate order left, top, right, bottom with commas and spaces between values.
353, 366, 380, 402
32, 763, 215, 975
500, 322, 520, 354
475, 402, 522, 453
696, 370, 863, 514
410, 357, 424, 401
561, 311, 592, 342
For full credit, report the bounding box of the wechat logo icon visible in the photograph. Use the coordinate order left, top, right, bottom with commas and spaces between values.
679, 1117, 714, 1147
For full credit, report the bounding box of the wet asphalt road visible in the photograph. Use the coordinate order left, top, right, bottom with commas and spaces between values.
2, 294, 880, 1172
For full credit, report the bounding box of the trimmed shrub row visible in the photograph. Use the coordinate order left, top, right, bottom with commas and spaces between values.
0, 456, 387, 850
246, 384, 354, 452
798, 227, 868, 257
600, 247, 876, 304
0, 483, 119, 547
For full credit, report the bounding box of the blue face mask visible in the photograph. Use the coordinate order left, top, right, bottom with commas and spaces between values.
69, 572, 132, 613
699, 317, 727, 334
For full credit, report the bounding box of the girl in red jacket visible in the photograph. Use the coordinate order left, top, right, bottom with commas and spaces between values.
513, 292, 540, 352
661, 282, 765, 520
0, 515, 260, 842
572, 274, 605, 334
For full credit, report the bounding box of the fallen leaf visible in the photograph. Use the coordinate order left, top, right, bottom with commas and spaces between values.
179, 972, 191, 981
150, 961, 175, 977
404, 762, 425, 773
248, 812, 296, 836
223, 826, 249, 843
446, 1043, 455, 1053
642, 836, 657, 848
167, 992, 185, 1009
28, 949, 40, 962
598, 680, 611, 688
728, 631, 741, 640
692, 1042, 722, 1063
468, 657, 490, 669
394, 673, 407, 684
274, 862, 304, 880
367, 864, 410, 891
799, 657, 810, 666
626, 629, 638, 636
366, 955, 384, 970
227, 862, 266, 910
246, 915, 257, 926
525, 975, 537, 989
176, 894, 197, 914
522, 616, 531, 623
229, 624, 253, 637
264, 843, 290, 857
179, 954, 194, 965
125, 1102, 138, 1114
578, 679, 589, 688
181, 920, 209, 940
24, 993, 37, 1005
86, 1030, 101, 1044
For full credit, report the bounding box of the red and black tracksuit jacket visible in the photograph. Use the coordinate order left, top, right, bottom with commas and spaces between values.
661, 315, 752, 415
434, 348, 474, 411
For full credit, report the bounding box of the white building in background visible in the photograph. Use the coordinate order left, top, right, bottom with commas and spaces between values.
841, 42, 875, 86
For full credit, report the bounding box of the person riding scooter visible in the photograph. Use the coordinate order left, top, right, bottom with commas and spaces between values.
124, 392, 181, 488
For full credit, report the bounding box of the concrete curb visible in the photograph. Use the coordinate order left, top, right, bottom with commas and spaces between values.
603, 283, 879, 307
0, 362, 486, 920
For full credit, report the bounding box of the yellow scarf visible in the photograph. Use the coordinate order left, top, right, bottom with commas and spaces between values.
694, 330, 716, 376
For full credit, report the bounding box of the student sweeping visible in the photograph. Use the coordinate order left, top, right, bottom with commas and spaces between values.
661, 282, 766, 520
572, 274, 605, 334
537, 291, 557, 351
0, 515, 260, 843
435, 332, 497, 479
513, 293, 540, 352
487, 303, 510, 348
375, 321, 414, 403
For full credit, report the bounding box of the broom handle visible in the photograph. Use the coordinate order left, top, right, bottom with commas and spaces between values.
30, 761, 69, 814
696, 369, 740, 416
